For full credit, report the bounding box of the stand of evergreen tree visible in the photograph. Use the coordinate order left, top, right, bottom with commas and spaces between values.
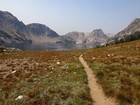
115, 31, 140, 44
0, 47, 4, 53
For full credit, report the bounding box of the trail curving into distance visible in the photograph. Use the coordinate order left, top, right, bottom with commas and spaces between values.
79, 54, 116, 105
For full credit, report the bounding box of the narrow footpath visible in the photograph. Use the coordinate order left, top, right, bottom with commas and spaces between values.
79, 55, 116, 105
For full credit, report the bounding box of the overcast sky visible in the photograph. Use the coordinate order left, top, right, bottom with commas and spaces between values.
0, 0, 140, 35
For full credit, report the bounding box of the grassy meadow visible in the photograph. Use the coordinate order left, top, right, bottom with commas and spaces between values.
84, 40, 140, 105
0, 40, 140, 105
0, 50, 92, 105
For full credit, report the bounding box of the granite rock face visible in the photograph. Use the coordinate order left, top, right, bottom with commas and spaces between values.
62, 29, 109, 46
85, 29, 108, 45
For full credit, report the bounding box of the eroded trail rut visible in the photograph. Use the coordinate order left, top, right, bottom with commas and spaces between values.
79, 55, 116, 105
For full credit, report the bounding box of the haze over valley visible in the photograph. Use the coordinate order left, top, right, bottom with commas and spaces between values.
0, 1, 140, 105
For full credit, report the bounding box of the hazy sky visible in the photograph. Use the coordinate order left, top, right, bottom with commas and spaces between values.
0, 0, 140, 35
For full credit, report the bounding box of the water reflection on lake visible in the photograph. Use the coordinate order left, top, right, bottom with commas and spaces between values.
1, 43, 95, 51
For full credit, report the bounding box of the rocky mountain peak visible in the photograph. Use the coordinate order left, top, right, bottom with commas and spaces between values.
90, 29, 108, 39
0, 10, 17, 21
90, 29, 105, 37
27, 23, 49, 36
0, 10, 27, 34
0, 10, 59, 44
91, 29, 104, 33
27, 23, 47, 29
85, 29, 108, 45
131, 18, 140, 24
107, 18, 140, 45
126, 18, 140, 30
116, 18, 140, 37
0, 10, 30, 44
27, 23, 59, 37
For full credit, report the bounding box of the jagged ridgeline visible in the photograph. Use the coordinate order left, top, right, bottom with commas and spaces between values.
0, 10, 109, 47
0, 10, 140, 47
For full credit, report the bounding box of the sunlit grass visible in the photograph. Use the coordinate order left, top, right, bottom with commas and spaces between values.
84, 40, 140, 105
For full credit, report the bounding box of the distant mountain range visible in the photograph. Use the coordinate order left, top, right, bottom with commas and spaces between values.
0, 10, 140, 47
0, 10, 109, 47
60, 29, 108, 47
0, 11, 108, 46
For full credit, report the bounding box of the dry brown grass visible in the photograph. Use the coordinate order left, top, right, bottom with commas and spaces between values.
84, 40, 140, 105
0, 50, 92, 105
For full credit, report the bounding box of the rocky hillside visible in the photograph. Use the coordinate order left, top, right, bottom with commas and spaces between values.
27, 23, 59, 37
0, 10, 59, 44
0, 10, 31, 44
107, 18, 140, 44
27, 23, 59, 43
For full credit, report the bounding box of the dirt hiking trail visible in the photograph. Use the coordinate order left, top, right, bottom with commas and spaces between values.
79, 55, 116, 105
